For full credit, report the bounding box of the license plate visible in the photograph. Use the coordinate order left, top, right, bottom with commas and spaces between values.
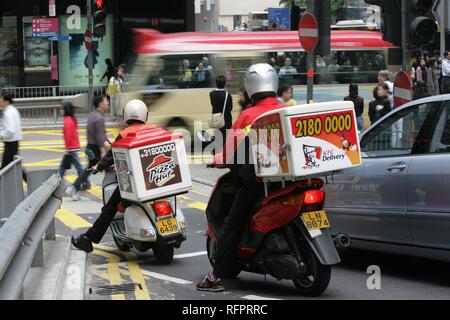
156, 218, 179, 235
302, 210, 331, 231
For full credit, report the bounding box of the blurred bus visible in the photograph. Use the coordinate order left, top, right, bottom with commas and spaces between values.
125, 29, 395, 135
248, 11, 269, 32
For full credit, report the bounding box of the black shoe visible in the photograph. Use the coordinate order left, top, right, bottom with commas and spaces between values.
71, 234, 93, 253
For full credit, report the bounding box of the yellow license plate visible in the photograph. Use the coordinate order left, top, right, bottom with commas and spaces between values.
156, 218, 179, 235
302, 210, 331, 231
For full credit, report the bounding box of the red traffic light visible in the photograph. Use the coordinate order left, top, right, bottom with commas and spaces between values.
96, 0, 103, 9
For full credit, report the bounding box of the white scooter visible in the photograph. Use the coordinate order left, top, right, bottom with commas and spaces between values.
102, 167, 187, 264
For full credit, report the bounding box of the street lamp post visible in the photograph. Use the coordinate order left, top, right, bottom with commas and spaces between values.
401, 0, 410, 73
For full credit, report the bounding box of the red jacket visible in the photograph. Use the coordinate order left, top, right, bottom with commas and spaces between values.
63, 116, 81, 151
214, 97, 286, 166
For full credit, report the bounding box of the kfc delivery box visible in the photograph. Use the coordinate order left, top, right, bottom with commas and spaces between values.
250, 101, 361, 180
111, 127, 192, 202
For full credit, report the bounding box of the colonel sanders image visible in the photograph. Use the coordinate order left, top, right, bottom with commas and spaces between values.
256, 152, 272, 175
146, 154, 176, 187
303, 145, 322, 169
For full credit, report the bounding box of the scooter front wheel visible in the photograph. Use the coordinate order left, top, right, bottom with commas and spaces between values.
206, 236, 241, 279
292, 243, 331, 297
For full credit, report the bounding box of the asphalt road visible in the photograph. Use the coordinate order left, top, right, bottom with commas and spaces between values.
8, 128, 450, 300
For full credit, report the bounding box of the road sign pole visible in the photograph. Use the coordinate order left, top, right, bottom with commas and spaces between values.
306, 0, 313, 104
87, 0, 94, 111
307, 51, 314, 104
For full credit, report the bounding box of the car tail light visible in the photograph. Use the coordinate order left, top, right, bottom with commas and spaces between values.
153, 201, 173, 218
304, 190, 324, 205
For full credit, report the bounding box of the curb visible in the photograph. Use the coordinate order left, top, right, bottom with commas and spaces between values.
192, 177, 215, 187
60, 246, 87, 300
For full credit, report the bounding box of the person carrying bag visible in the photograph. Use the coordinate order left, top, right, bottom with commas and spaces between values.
209, 76, 233, 153
208, 91, 229, 129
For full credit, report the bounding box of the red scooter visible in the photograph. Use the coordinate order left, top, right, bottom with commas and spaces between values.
205, 171, 348, 296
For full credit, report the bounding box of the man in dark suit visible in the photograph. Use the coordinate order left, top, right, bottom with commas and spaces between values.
209, 76, 233, 151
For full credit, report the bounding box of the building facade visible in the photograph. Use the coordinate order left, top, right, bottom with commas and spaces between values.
0, 0, 195, 88
195, 0, 279, 32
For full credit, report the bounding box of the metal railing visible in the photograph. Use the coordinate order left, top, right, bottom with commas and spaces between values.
0, 173, 62, 300
0, 157, 25, 220
17, 105, 62, 125
2, 85, 106, 99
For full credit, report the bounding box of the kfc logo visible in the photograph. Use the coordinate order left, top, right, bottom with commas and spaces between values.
146, 155, 176, 187
303, 145, 322, 169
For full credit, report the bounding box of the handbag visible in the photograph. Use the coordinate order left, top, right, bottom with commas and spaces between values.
62, 153, 72, 170
208, 92, 229, 129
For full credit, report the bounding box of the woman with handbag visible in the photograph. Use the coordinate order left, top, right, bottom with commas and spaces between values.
209, 76, 233, 152
58, 102, 84, 181
107, 67, 124, 121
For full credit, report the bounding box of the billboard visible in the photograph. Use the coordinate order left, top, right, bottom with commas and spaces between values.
268, 8, 291, 31
58, 15, 113, 87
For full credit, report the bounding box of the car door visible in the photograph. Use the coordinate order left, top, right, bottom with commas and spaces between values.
407, 100, 450, 250
325, 102, 437, 244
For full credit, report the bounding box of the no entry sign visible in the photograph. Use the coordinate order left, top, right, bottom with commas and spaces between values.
394, 71, 413, 108
298, 13, 319, 52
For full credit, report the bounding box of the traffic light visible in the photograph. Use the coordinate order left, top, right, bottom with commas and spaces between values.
290, 5, 301, 31
364, 0, 437, 45
93, 0, 106, 38
410, 0, 437, 44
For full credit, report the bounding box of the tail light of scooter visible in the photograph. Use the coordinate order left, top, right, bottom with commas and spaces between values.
153, 201, 173, 218
302, 190, 325, 212
304, 190, 325, 205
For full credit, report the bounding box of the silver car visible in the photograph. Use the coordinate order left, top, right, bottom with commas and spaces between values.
325, 94, 450, 262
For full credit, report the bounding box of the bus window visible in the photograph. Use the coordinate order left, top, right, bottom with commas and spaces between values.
267, 49, 387, 86
145, 54, 214, 90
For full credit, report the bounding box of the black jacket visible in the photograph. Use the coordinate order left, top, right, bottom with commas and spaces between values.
209, 89, 233, 129
344, 95, 364, 117
369, 97, 391, 125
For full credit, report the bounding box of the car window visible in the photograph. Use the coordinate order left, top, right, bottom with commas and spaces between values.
429, 101, 450, 154
361, 102, 438, 158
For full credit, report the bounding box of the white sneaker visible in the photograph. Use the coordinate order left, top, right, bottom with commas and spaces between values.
72, 191, 81, 201
64, 186, 75, 197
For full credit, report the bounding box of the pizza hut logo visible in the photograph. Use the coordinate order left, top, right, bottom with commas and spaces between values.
146, 154, 176, 187
303, 145, 322, 169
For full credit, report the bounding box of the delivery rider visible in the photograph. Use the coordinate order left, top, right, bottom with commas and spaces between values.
71, 99, 153, 253
196, 63, 286, 292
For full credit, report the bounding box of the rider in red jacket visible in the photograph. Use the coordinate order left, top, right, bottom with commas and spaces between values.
71, 100, 152, 253
197, 63, 287, 292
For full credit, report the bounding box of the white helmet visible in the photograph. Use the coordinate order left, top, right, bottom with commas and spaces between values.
244, 63, 279, 100
123, 99, 148, 124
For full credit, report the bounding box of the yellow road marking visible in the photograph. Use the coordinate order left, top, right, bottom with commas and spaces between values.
95, 244, 151, 300
55, 207, 92, 229
178, 195, 207, 211
92, 249, 125, 300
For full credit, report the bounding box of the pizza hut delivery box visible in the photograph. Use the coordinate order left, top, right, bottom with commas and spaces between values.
111, 127, 192, 202
250, 101, 361, 180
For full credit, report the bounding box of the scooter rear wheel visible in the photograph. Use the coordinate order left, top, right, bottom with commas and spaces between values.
292, 243, 331, 297
153, 245, 174, 264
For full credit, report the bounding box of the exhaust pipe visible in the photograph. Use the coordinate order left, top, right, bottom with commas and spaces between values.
333, 234, 351, 252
